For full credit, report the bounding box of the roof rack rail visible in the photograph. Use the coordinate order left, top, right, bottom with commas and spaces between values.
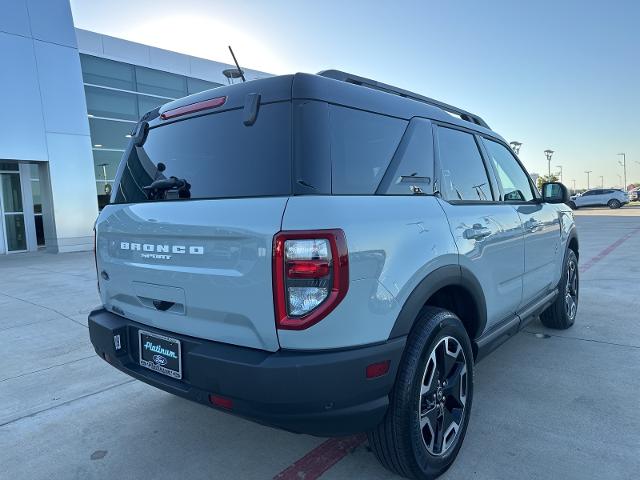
317, 69, 490, 129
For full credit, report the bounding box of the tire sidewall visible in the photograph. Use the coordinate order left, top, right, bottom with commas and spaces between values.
398, 311, 474, 477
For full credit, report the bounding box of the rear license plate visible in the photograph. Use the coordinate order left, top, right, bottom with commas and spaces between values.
138, 330, 182, 379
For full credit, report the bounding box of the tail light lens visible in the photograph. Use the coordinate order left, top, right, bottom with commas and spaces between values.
273, 230, 349, 330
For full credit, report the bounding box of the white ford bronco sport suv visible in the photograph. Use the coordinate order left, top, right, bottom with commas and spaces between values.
89, 70, 579, 479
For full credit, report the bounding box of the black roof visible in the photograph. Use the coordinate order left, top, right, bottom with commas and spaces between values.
152, 71, 504, 143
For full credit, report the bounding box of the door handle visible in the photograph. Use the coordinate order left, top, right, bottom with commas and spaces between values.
463, 224, 491, 240
525, 219, 543, 232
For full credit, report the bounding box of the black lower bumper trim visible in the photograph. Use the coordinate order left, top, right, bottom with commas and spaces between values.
88, 308, 405, 436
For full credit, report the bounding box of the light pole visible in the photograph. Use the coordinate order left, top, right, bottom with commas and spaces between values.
572, 179, 576, 192
509, 141, 522, 155
617, 153, 627, 191
585, 170, 592, 189
544, 150, 554, 177
599, 175, 604, 188
556, 165, 563, 183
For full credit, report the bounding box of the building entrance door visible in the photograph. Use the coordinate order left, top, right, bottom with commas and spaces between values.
0, 170, 28, 253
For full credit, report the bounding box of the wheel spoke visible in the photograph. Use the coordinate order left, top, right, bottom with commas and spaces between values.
420, 405, 439, 430
434, 410, 446, 453
441, 338, 459, 379
420, 351, 437, 396
443, 364, 466, 407
441, 408, 461, 452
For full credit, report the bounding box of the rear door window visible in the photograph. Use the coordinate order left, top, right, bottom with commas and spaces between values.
436, 127, 493, 201
328, 106, 407, 194
113, 102, 291, 203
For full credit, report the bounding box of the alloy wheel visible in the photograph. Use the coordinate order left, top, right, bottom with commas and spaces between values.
418, 336, 468, 456
565, 258, 578, 320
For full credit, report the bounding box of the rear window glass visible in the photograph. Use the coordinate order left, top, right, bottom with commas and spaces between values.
329, 106, 407, 194
112, 102, 291, 203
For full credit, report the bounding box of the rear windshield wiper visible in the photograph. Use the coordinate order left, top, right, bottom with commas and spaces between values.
143, 177, 191, 200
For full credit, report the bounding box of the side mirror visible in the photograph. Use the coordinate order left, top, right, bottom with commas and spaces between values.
542, 182, 570, 204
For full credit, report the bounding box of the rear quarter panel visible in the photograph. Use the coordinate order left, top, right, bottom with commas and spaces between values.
279, 196, 458, 350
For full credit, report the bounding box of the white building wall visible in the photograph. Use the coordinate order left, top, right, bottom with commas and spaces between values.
0, 0, 98, 253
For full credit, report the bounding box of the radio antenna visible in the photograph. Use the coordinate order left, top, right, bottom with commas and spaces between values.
228, 46, 246, 83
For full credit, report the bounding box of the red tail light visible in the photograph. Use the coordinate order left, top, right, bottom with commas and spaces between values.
160, 96, 227, 120
273, 230, 349, 330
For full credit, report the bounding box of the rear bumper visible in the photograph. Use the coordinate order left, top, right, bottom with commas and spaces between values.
88, 308, 405, 436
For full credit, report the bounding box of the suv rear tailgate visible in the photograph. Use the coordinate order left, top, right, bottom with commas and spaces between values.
96, 198, 286, 352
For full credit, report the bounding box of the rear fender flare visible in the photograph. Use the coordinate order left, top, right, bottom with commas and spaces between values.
389, 265, 487, 340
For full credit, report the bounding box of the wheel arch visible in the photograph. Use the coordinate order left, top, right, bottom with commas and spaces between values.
389, 265, 487, 344
567, 229, 579, 259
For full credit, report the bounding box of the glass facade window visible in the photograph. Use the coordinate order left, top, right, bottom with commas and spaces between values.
85, 86, 139, 121
188, 77, 219, 94
89, 118, 134, 150
1, 173, 23, 212
81, 55, 136, 90
135, 66, 188, 98
0, 162, 19, 171
80, 53, 224, 210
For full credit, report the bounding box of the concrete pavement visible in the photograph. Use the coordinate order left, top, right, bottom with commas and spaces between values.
1, 207, 639, 479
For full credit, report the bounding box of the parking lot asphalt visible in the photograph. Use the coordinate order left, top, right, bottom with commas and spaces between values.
1, 206, 639, 480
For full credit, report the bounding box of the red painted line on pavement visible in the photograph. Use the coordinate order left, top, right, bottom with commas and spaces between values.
273, 434, 366, 480
579, 225, 640, 274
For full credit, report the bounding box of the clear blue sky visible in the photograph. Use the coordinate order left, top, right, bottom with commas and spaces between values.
70, 0, 640, 189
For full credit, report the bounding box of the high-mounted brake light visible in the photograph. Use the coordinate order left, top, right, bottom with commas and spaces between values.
160, 96, 227, 120
273, 230, 349, 330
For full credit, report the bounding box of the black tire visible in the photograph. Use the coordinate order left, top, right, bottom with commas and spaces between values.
568, 201, 577, 210
540, 249, 579, 329
608, 199, 621, 209
368, 307, 474, 480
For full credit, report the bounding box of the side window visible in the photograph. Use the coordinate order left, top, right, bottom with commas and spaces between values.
329, 106, 407, 194
482, 138, 534, 202
377, 118, 434, 195
437, 127, 493, 201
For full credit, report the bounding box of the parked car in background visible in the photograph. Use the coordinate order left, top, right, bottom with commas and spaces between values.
568, 188, 629, 209
628, 188, 639, 202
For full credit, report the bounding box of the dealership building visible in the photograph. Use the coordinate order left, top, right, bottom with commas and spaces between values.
0, 0, 268, 254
